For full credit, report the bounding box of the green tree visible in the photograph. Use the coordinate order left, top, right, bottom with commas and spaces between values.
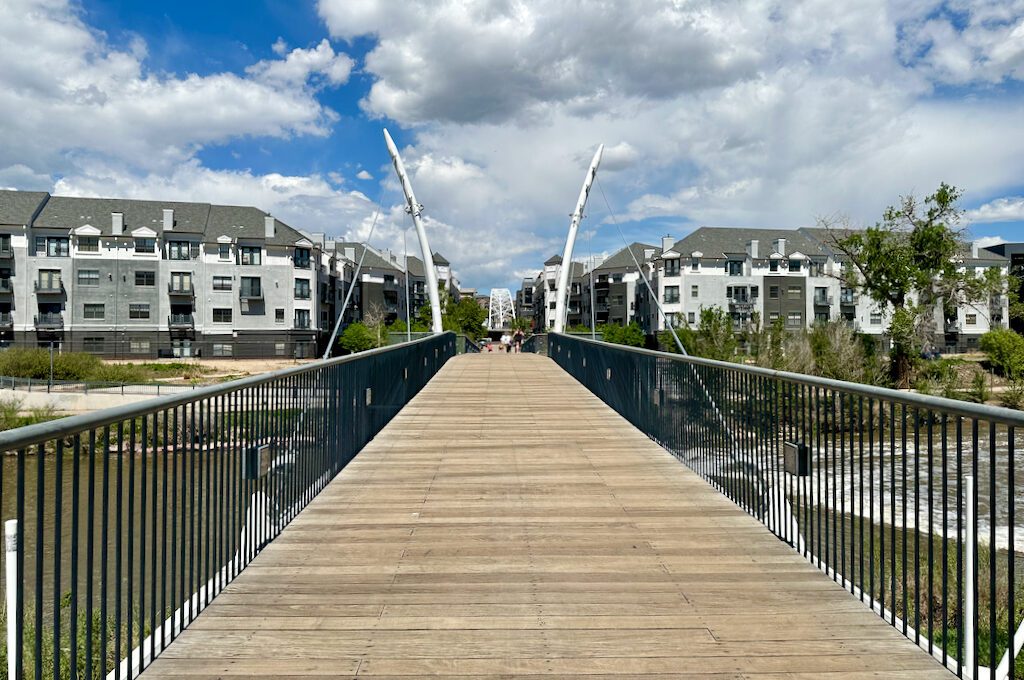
824, 183, 1005, 387
338, 322, 377, 353
601, 322, 645, 347
693, 307, 738, 361
979, 328, 1024, 379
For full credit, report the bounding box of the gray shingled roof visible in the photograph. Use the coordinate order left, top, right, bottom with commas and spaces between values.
596, 242, 660, 270
35, 195, 211, 234
432, 251, 450, 266
206, 205, 306, 246
0, 190, 49, 226
334, 242, 401, 272
544, 254, 563, 266
671, 227, 825, 259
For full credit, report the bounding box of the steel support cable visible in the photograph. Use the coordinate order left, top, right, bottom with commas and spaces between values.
593, 177, 803, 550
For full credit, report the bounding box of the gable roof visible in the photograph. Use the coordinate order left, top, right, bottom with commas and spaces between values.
432, 251, 450, 266
0, 190, 50, 226
333, 242, 400, 272
671, 227, 826, 259
34, 195, 211, 234
596, 242, 660, 270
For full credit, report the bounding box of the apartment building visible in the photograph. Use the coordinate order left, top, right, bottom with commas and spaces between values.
643, 227, 1013, 353
580, 242, 660, 328
0, 190, 460, 358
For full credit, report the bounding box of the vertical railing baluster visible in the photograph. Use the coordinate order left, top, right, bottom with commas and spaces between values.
70, 433, 81, 679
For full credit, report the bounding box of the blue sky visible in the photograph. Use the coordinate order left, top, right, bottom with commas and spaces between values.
1, 0, 1023, 293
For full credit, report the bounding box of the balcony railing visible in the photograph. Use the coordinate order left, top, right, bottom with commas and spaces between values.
294, 317, 311, 329
0, 312, 12, 327
167, 281, 194, 296
945, 319, 962, 333
813, 294, 833, 306
0, 278, 13, 294
34, 279, 64, 295
168, 313, 194, 328
0, 245, 13, 259
239, 286, 263, 300
0, 333, 455, 680
840, 291, 858, 305
549, 333, 1024, 679
34, 312, 63, 329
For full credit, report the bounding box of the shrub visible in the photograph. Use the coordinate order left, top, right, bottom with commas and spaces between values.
1001, 378, 1024, 410
979, 328, 1024, 378
601, 322, 645, 347
966, 371, 991, 404
338, 322, 378, 353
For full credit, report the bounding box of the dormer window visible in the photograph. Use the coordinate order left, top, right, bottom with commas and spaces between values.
769, 259, 779, 272
218, 243, 231, 260
134, 238, 155, 254
167, 240, 198, 260
79, 236, 99, 253
240, 246, 262, 265
690, 257, 699, 271
788, 259, 801, 273
294, 247, 311, 269
727, 260, 743, 276
664, 258, 680, 276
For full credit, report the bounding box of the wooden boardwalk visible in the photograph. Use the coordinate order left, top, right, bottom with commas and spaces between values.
144, 353, 951, 679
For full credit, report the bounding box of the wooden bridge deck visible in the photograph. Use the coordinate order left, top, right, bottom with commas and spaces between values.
144, 353, 950, 679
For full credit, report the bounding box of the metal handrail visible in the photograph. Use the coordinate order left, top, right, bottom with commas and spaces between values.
549, 332, 1022, 678
0, 332, 456, 680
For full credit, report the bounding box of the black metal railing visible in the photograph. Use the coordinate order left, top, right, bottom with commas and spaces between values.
521, 333, 547, 356
167, 314, 194, 328
0, 333, 455, 679
457, 336, 481, 354
550, 333, 1022, 679
166, 282, 194, 296
34, 313, 63, 329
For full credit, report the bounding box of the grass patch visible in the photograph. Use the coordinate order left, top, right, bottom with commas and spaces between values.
0, 348, 213, 384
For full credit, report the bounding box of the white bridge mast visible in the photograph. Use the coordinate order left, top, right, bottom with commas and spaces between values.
384, 128, 444, 334
553, 145, 603, 333
487, 288, 516, 330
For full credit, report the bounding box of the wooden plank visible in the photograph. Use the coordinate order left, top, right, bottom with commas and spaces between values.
144, 354, 951, 678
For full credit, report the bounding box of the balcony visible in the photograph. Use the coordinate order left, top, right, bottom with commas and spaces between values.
239, 286, 263, 300
595, 302, 609, 313
0, 279, 12, 294
813, 294, 833, 306
839, 291, 858, 306
35, 279, 64, 295
728, 297, 755, 311
168, 313, 194, 329
0, 312, 12, 328
168, 281, 195, 296
294, 317, 311, 330
34, 312, 63, 329
0, 245, 13, 259
944, 319, 962, 333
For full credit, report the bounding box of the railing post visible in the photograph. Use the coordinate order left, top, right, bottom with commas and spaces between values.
965, 473, 976, 677
5, 519, 18, 679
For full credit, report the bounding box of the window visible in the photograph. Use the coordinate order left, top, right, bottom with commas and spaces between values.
240, 277, 262, 298
687, 311, 696, 324
690, 257, 699, 271
212, 343, 233, 357
612, 273, 623, 283
275, 308, 285, 323
135, 270, 155, 287
37, 269, 62, 290
769, 311, 780, 322
751, 286, 759, 298
815, 312, 829, 323
83, 303, 105, 320
212, 276, 232, 291
727, 260, 743, 276
294, 247, 311, 268
966, 313, 977, 325
691, 285, 699, 298
870, 311, 883, 325
788, 259, 802, 272
294, 278, 311, 299
664, 259, 680, 276
814, 286, 828, 304
769, 286, 780, 299
212, 308, 232, 323
240, 246, 261, 265
663, 286, 679, 303
549, 301, 556, 310
78, 270, 99, 286
167, 240, 197, 260
129, 303, 150, 320
169, 272, 191, 292
218, 243, 231, 260
295, 309, 311, 329
78, 236, 99, 253
135, 238, 156, 254
787, 286, 801, 299
786, 311, 803, 328
82, 337, 104, 353
129, 338, 150, 354
45, 237, 69, 257
275, 342, 286, 356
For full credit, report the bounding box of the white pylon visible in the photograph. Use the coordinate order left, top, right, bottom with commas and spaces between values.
487, 288, 516, 330
553, 144, 603, 333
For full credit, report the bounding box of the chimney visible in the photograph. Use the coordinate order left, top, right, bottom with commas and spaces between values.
264, 216, 276, 239
747, 239, 759, 259
773, 237, 786, 256
312, 232, 325, 247
971, 241, 980, 258
661, 234, 675, 252
644, 248, 655, 261
162, 209, 174, 231
111, 212, 123, 235
344, 247, 356, 261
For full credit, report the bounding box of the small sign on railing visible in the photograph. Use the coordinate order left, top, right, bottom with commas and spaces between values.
245, 444, 274, 480
783, 441, 809, 476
